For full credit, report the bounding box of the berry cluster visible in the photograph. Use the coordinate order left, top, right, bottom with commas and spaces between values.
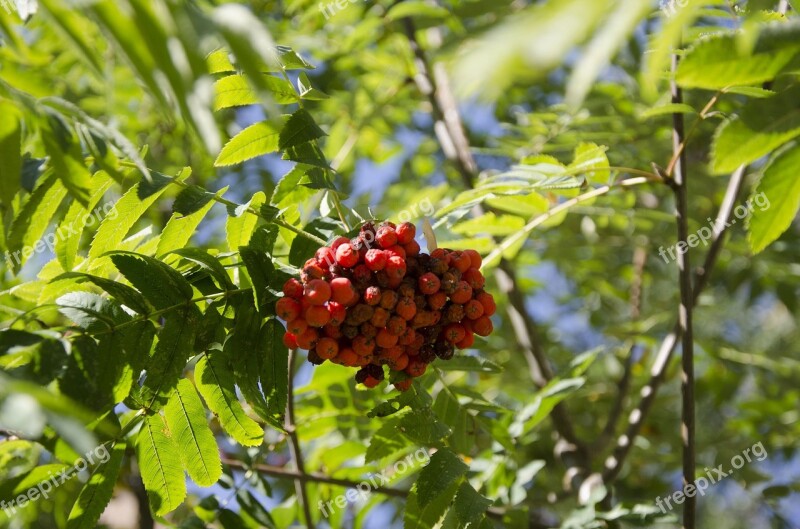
277, 221, 496, 391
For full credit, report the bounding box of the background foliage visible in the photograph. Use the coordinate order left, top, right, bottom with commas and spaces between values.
1, 0, 799, 528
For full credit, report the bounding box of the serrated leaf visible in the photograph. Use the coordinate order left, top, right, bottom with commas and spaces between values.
278, 109, 326, 150
639, 103, 697, 120
213, 74, 259, 111
417, 449, 468, 510
452, 213, 525, 237
453, 482, 492, 528
62, 273, 152, 315
195, 353, 264, 447
55, 172, 114, 271
712, 86, 800, 173
164, 379, 222, 487
56, 292, 128, 332
137, 414, 186, 516
366, 419, 410, 462
110, 252, 193, 310
66, 441, 126, 529
747, 144, 800, 253
170, 248, 234, 290
173, 185, 215, 217
215, 122, 280, 167
158, 186, 226, 262
259, 319, 288, 423
398, 408, 451, 444
132, 308, 199, 411
227, 191, 265, 252
207, 49, 235, 74
676, 21, 800, 90
436, 356, 503, 373
432, 390, 473, 455
404, 480, 460, 529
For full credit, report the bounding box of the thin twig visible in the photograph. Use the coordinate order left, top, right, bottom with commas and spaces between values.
669, 53, 696, 529
285, 349, 314, 528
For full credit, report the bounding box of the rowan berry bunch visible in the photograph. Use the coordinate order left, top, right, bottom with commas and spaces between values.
276, 221, 496, 392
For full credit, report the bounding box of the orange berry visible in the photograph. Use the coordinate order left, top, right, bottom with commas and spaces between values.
283, 332, 299, 349
473, 316, 493, 337
276, 298, 302, 321
463, 249, 482, 269
287, 318, 308, 335
305, 305, 331, 327
304, 279, 331, 305
316, 337, 339, 360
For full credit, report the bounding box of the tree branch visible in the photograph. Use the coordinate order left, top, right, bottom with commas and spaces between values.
670, 53, 697, 529
401, 18, 592, 473
285, 349, 315, 528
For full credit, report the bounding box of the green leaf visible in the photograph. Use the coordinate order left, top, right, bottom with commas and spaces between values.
0, 101, 22, 207
66, 441, 126, 529
62, 273, 152, 315
110, 252, 194, 310
747, 144, 800, 253
453, 482, 492, 528
215, 122, 280, 167
404, 480, 460, 529
132, 308, 199, 411
55, 171, 114, 271
7, 174, 69, 272
416, 449, 468, 510
164, 379, 222, 487
639, 103, 697, 120
207, 49, 235, 74
569, 142, 610, 184
213, 74, 259, 111
278, 109, 326, 150
386, 1, 450, 20
41, 112, 93, 206
38, 0, 105, 77
259, 319, 288, 423
435, 356, 503, 374
510, 378, 585, 437
226, 191, 266, 253
169, 248, 234, 290
158, 186, 226, 261
398, 408, 452, 445
173, 185, 215, 217
711, 86, 800, 173
432, 390, 473, 455
275, 45, 315, 71
88, 172, 185, 266
676, 21, 800, 90
137, 413, 186, 516
366, 419, 411, 462
452, 213, 525, 237
195, 352, 264, 447
57, 292, 128, 332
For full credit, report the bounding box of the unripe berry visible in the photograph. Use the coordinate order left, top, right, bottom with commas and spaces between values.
364, 249, 387, 271
276, 298, 302, 321
375, 226, 397, 248
316, 337, 339, 360
283, 332, 299, 349
473, 316, 493, 337
283, 278, 304, 300
335, 243, 359, 268
418, 272, 441, 295
304, 279, 331, 306
395, 222, 416, 244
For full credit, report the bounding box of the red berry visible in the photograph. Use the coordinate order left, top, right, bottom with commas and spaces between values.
315, 247, 336, 267
283, 278, 304, 300
395, 297, 417, 321
379, 290, 399, 310
330, 236, 350, 251
430, 248, 449, 262
327, 301, 346, 326
276, 298, 302, 321
335, 243, 359, 268
386, 316, 407, 336
463, 249, 482, 269
287, 318, 308, 335
385, 255, 407, 280
427, 291, 448, 311
450, 251, 471, 273
364, 286, 381, 306
363, 375, 381, 388
305, 305, 331, 327
473, 316, 493, 337
370, 307, 390, 328
304, 279, 331, 305
384, 245, 406, 260
476, 291, 496, 316
283, 332, 299, 349
323, 324, 343, 339
395, 222, 416, 244
391, 354, 410, 371
353, 264, 372, 284
376, 328, 399, 348
394, 378, 413, 392
405, 357, 428, 378
296, 328, 319, 349
456, 332, 475, 349
302, 258, 326, 280
464, 299, 485, 320
450, 281, 473, 304
330, 277, 358, 306
443, 323, 467, 343
418, 272, 441, 295
364, 249, 387, 271
375, 226, 397, 248
337, 348, 359, 367
352, 335, 376, 356
403, 240, 421, 257
316, 337, 339, 360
